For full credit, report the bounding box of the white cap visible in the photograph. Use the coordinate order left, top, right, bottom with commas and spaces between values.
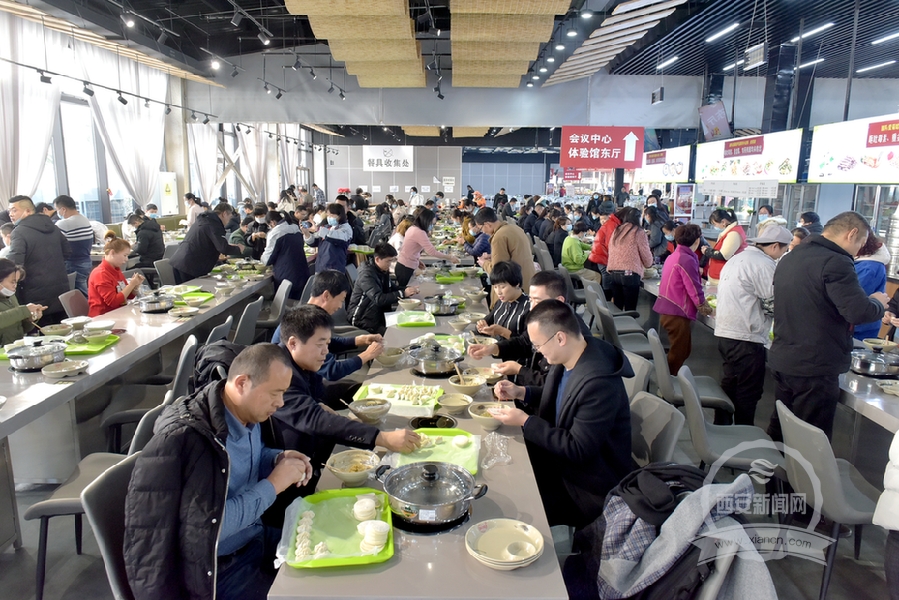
747, 225, 793, 245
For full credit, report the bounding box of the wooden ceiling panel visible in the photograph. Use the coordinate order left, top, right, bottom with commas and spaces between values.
328, 39, 421, 62
450, 14, 554, 42
452, 74, 523, 87
451, 41, 541, 61
307, 15, 414, 40
450, 0, 571, 15
453, 60, 531, 75
284, 0, 407, 16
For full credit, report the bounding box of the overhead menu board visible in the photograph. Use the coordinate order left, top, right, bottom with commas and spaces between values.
809, 114, 899, 183
695, 129, 803, 184
634, 144, 692, 183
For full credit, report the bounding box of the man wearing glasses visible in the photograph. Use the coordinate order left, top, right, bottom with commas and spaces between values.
489, 300, 633, 529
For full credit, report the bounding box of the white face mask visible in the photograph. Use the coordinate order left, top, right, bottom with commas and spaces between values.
0, 286, 15, 297
255, 217, 266, 224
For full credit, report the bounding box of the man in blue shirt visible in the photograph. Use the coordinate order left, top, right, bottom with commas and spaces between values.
125, 344, 312, 600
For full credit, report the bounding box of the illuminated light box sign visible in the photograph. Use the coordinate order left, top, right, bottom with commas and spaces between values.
635, 144, 692, 183
695, 129, 802, 184
809, 114, 899, 183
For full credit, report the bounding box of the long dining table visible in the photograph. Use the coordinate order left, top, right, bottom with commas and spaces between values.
0, 274, 271, 552
268, 275, 568, 600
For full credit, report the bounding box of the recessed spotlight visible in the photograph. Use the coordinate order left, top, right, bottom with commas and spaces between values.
121, 13, 135, 28
211, 60, 220, 70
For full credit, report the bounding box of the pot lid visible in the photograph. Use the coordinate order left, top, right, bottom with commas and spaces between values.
138, 292, 175, 303
8, 342, 67, 357
384, 462, 474, 506
852, 349, 899, 366
406, 343, 461, 361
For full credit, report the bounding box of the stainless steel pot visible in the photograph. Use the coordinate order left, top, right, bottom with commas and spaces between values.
137, 291, 176, 313
404, 342, 463, 375
376, 462, 487, 525
422, 295, 460, 316
8, 342, 67, 372
850, 349, 899, 376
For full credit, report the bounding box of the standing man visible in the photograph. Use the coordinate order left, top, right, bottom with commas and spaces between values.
7, 195, 71, 323
185, 192, 204, 229
298, 186, 314, 206
615, 186, 629, 207
493, 187, 508, 209
124, 344, 313, 600
767, 212, 889, 441
474, 207, 535, 294
714, 225, 791, 426
35, 202, 60, 223
488, 300, 632, 527
311, 183, 326, 205
169, 204, 244, 283
53, 195, 94, 296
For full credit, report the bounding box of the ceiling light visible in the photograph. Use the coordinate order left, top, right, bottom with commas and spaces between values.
547, 56, 555, 63
292, 58, 302, 71
275, 90, 283, 100
539, 64, 548, 73
339, 91, 346, 100
117, 92, 128, 105
202, 115, 210, 124
309, 69, 316, 79
164, 105, 172, 115
258, 31, 271, 45
555, 42, 566, 51
328, 83, 334, 94
157, 30, 168, 45
436, 91, 444, 100
144, 98, 150, 108
264, 83, 270, 93
527, 81, 534, 87
857, 59, 897, 73
790, 22, 834, 43
742, 59, 765, 70
532, 73, 540, 80
705, 23, 739, 43
796, 58, 825, 70
581, 9, 593, 18
566, 22, 577, 37
383, 126, 389, 131
872, 31, 899, 45
656, 56, 678, 70
231, 66, 239, 78
211, 60, 220, 70
38, 70, 51, 84
723, 59, 745, 71
121, 13, 135, 28
82, 82, 93, 96
230, 10, 243, 27
191, 111, 197, 120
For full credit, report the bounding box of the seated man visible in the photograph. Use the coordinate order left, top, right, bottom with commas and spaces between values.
267, 305, 419, 511
126, 212, 165, 268
489, 300, 632, 528
468, 270, 591, 386
124, 344, 313, 600
347, 243, 418, 335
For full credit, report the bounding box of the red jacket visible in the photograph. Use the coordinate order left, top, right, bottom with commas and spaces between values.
588, 214, 620, 265
88, 259, 132, 317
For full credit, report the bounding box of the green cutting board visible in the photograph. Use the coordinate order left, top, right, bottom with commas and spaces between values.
396, 428, 478, 474
286, 488, 393, 569
173, 292, 214, 306
0, 334, 120, 359
396, 311, 436, 327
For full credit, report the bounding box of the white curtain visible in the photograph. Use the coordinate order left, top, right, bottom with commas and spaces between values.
278, 123, 301, 189
0, 13, 62, 204
239, 124, 272, 202
188, 123, 223, 204
80, 44, 167, 206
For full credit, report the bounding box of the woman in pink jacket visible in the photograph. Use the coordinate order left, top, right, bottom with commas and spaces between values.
395, 208, 459, 288
652, 224, 711, 374
606, 207, 653, 311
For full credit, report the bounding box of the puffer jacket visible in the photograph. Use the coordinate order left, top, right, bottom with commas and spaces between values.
267, 225, 309, 300
347, 260, 404, 334
854, 244, 891, 340
874, 429, 899, 531
7, 213, 71, 315
131, 218, 165, 268
124, 381, 253, 600
588, 214, 620, 266
0, 294, 31, 344
169, 212, 240, 279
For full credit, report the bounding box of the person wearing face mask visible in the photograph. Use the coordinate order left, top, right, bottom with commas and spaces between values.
145, 204, 160, 219
545, 217, 570, 266
703, 208, 747, 284
303, 203, 355, 274
501, 197, 518, 222
395, 208, 459, 289
643, 205, 667, 260
561, 220, 602, 283
87, 238, 145, 317
229, 217, 256, 258
0, 260, 44, 344
462, 218, 490, 258
348, 243, 419, 335
587, 192, 602, 215
586, 201, 619, 298
644, 194, 670, 222
245, 206, 270, 260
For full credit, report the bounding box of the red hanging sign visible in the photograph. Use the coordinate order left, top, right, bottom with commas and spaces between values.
560, 126, 644, 169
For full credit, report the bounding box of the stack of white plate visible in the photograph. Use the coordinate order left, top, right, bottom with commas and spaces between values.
464, 518, 544, 571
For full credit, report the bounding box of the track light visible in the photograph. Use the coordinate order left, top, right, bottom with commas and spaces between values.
231, 66, 239, 78
264, 83, 270, 93
144, 98, 150, 108
157, 30, 168, 45
292, 58, 302, 71
211, 60, 220, 70
164, 105, 172, 115
117, 92, 128, 105
82, 82, 93, 96
230, 10, 243, 27
258, 31, 271, 45
121, 13, 135, 28
328, 83, 335, 94
38, 70, 51, 84
339, 91, 346, 100
235, 124, 241, 132
309, 69, 316, 79
436, 91, 444, 100
191, 111, 198, 120
268, 132, 273, 139
275, 90, 283, 100
202, 114, 210, 125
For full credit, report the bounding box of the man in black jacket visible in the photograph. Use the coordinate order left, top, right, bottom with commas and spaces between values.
127, 213, 165, 268
169, 204, 244, 283
347, 243, 418, 334
767, 211, 889, 442
489, 300, 633, 528
124, 344, 312, 600
7, 195, 71, 323
493, 187, 508, 209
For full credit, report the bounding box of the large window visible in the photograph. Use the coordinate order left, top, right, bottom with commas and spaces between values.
59, 100, 102, 220
30, 145, 58, 204
106, 149, 136, 222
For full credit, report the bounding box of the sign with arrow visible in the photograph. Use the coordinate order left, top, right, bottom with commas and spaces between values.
560, 126, 644, 169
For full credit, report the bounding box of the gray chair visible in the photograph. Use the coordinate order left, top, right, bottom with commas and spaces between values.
630, 391, 686, 466
205, 315, 234, 345
233, 296, 264, 345
648, 328, 734, 421
122, 269, 140, 281
257, 280, 293, 332
622, 350, 653, 401
154, 259, 176, 286
24, 396, 166, 600
163, 244, 178, 259
59, 290, 89, 318
128, 392, 174, 455
536, 247, 554, 273
67, 272, 77, 291
677, 366, 785, 474
776, 400, 880, 599
595, 303, 652, 359
101, 335, 197, 452
594, 281, 642, 319
557, 266, 586, 307
299, 274, 317, 304
586, 285, 643, 335
81, 453, 140, 600
346, 263, 358, 287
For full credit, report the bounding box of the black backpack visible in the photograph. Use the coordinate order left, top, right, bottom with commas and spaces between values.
194, 340, 246, 389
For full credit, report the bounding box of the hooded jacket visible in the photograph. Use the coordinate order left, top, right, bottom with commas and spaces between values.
521, 336, 633, 526
347, 260, 404, 334
7, 213, 71, 314
169, 211, 240, 279
131, 218, 165, 268
769, 234, 885, 377
266, 223, 309, 301
854, 244, 891, 340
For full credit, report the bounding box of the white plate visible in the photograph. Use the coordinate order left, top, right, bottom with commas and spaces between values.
878, 381, 899, 397
465, 518, 544, 566
42, 360, 89, 378
84, 320, 115, 331
61, 316, 92, 329
169, 307, 199, 317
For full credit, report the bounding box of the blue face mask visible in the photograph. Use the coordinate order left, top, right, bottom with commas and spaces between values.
758, 214, 769, 222
665, 234, 675, 241
565, 224, 573, 231
572, 214, 580, 221
327, 216, 339, 227
147, 213, 159, 219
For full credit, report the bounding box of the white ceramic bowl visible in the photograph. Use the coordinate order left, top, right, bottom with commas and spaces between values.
374, 347, 404, 367
82, 329, 112, 343
397, 298, 421, 311
61, 316, 92, 330
448, 374, 486, 396
84, 320, 115, 332
469, 402, 502, 431
325, 449, 381, 487
438, 393, 473, 415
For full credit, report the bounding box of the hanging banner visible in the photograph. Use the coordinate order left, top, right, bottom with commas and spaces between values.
809, 114, 899, 183
635, 144, 692, 183
362, 145, 414, 172
695, 129, 802, 183
563, 167, 581, 181
674, 183, 696, 217
698, 101, 733, 141
560, 126, 644, 169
